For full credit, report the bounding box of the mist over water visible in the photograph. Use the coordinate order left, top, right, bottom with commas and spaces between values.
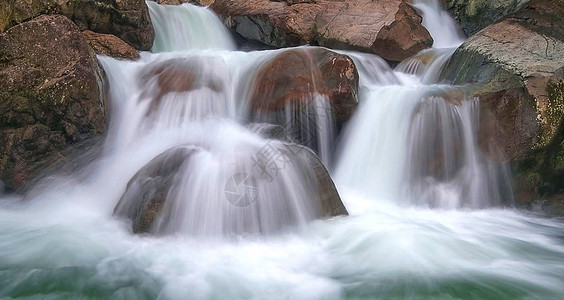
1, 0, 564, 299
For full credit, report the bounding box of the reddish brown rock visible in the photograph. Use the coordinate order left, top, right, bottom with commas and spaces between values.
82, 30, 140, 60
211, 0, 433, 61
138, 57, 227, 113
371, 2, 435, 61
250, 47, 358, 127
0, 15, 106, 188
316, 0, 433, 61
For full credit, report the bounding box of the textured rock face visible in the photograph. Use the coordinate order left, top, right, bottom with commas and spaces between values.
441, 0, 564, 213
0, 15, 106, 188
250, 48, 359, 129
82, 30, 140, 60
211, 0, 433, 61
443, 0, 529, 37
0, 0, 154, 50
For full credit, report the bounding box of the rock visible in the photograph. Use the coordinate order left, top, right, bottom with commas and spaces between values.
0, 0, 154, 50
114, 146, 197, 233
0, 15, 106, 188
156, 0, 215, 5
247, 48, 358, 162
82, 30, 140, 60
211, 0, 322, 48
138, 57, 228, 113
316, 0, 433, 61
114, 143, 347, 234
443, 0, 529, 37
441, 0, 564, 211
250, 47, 358, 129
211, 0, 433, 61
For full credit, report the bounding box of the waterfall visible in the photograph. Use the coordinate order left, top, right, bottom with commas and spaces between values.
334, 0, 513, 208
2, 1, 564, 298
411, 0, 466, 48
147, 1, 235, 52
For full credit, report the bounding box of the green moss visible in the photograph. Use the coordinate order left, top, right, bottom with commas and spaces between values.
545, 79, 564, 135
0, 48, 11, 63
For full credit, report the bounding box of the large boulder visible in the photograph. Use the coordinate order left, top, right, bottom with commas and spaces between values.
441, 0, 564, 213
443, 0, 529, 37
0, 15, 106, 188
0, 0, 154, 50
114, 142, 347, 235
250, 48, 358, 127
211, 0, 433, 61
248, 47, 358, 160
316, 0, 433, 61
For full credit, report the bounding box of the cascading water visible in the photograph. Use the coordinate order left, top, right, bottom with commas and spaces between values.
1, 1, 564, 299
335, 0, 510, 209
147, 1, 235, 51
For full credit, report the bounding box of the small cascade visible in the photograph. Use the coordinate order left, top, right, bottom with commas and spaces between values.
411, 0, 465, 48
334, 0, 513, 208
406, 93, 513, 208
147, 1, 235, 52
395, 47, 457, 84
113, 122, 345, 236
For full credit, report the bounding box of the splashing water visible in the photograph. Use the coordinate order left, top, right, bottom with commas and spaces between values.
1, 1, 564, 299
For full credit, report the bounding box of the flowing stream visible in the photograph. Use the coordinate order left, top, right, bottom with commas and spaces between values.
1, 1, 564, 299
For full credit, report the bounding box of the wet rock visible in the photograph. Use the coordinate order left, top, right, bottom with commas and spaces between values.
82, 30, 140, 60
443, 0, 529, 37
0, 0, 154, 50
250, 47, 358, 128
211, 0, 432, 61
139, 57, 228, 113
441, 0, 564, 211
248, 48, 358, 162
0, 15, 106, 188
114, 146, 198, 233
114, 143, 347, 234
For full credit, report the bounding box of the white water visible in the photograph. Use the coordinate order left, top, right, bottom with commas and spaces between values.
1, 0, 563, 298
412, 0, 465, 48
148, 1, 235, 52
